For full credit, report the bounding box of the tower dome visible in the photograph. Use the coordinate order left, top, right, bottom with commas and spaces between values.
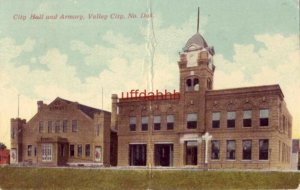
183, 32, 208, 52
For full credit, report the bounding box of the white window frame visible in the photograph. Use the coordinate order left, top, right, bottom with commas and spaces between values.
42, 144, 52, 162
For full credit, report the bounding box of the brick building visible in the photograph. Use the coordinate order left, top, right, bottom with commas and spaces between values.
0, 149, 10, 165
112, 18, 292, 169
10, 97, 117, 166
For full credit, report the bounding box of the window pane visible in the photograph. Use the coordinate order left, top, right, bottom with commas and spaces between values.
142, 116, 148, 124
153, 116, 161, 123
242, 140, 252, 160
227, 112, 236, 119
187, 113, 197, 121
130, 117, 137, 124
167, 115, 174, 123
260, 109, 269, 118
243, 110, 252, 119
212, 112, 220, 120
226, 140, 236, 160
211, 140, 220, 160
259, 139, 269, 160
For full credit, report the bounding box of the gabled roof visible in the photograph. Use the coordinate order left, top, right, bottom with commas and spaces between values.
50, 97, 106, 119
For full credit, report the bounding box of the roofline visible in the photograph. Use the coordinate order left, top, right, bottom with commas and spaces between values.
207, 84, 284, 99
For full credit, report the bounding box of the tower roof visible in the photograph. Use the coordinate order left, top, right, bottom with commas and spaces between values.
183, 32, 208, 51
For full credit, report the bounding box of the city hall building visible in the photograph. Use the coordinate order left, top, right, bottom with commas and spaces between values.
10, 97, 117, 166
112, 22, 292, 169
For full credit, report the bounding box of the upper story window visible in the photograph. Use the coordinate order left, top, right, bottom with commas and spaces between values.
48, 121, 53, 133
212, 112, 220, 128
141, 116, 148, 131
227, 111, 236, 128
167, 115, 174, 130
129, 117, 136, 131
187, 113, 197, 129
72, 120, 78, 132
185, 78, 199, 91
96, 124, 100, 136
39, 121, 43, 133
153, 116, 161, 130
55, 120, 60, 133
243, 110, 252, 127
63, 120, 68, 133
260, 109, 269, 126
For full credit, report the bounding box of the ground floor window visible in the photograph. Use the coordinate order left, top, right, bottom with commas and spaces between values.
185, 141, 197, 165
129, 144, 147, 166
154, 144, 173, 167
42, 144, 52, 161
226, 140, 236, 160
70, 144, 75, 157
211, 140, 220, 160
259, 139, 269, 160
242, 140, 252, 160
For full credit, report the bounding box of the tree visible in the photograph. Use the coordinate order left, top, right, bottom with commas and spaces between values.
0, 142, 7, 149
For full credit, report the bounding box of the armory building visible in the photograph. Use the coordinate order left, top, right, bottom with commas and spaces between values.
10, 97, 117, 166
112, 25, 292, 169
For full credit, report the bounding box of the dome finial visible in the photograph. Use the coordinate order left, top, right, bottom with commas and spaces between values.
197, 7, 200, 33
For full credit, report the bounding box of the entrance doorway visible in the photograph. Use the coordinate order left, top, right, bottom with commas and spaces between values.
129, 144, 147, 166
185, 141, 198, 165
154, 144, 173, 167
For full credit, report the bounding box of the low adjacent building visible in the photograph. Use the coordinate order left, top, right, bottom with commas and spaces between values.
10, 97, 117, 166
291, 139, 300, 170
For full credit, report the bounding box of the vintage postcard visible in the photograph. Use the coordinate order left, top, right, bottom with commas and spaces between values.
0, 0, 299, 189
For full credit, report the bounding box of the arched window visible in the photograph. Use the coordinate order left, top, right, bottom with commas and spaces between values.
193, 78, 199, 91
186, 79, 193, 91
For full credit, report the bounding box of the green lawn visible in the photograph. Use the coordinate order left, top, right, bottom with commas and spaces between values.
0, 167, 299, 190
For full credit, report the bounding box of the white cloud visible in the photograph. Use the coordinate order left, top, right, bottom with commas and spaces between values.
215, 34, 300, 137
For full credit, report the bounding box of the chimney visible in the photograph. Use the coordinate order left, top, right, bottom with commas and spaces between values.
37, 101, 43, 112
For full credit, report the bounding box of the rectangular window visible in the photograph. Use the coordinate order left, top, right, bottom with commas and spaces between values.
34, 147, 37, 156
129, 117, 136, 131
227, 112, 236, 128
242, 140, 252, 160
48, 121, 53, 133
72, 120, 78, 132
226, 140, 236, 160
85, 144, 90, 157
187, 113, 197, 129
39, 121, 43, 133
211, 140, 220, 160
141, 116, 148, 131
243, 110, 252, 127
96, 124, 100, 136
212, 112, 220, 128
153, 116, 161, 130
77, 144, 82, 157
55, 120, 60, 133
63, 120, 68, 133
70, 144, 75, 157
167, 115, 174, 130
259, 139, 269, 160
27, 145, 32, 157
260, 109, 269, 126
42, 144, 52, 161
